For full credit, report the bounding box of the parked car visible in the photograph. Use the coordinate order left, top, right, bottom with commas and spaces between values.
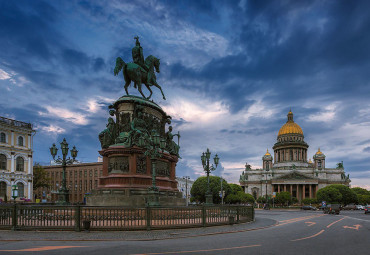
342, 204, 357, 210
301, 205, 317, 211
356, 205, 364, 210
324, 204, 340, 214
364, 206, 370, 214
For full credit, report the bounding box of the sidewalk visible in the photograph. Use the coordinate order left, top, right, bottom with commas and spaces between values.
0, 217, 277, 241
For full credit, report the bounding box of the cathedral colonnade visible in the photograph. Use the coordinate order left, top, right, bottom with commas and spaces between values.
272, 183, 318, 200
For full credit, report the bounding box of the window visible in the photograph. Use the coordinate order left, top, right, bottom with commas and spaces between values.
84, 180, 87, 191
89, 170, 92, 177
56, 181, 59, 189
84, 170, 87, 177
79, 170, 82, 177
16, 157, 24, 171
18, 136, 24, 146
74, 170, 77, 179
94, 170, 97, 176
75, 181, 77, 191
89, 180, 92, 190
100, 170, 103, 176
95, 180, 98, 188
17, 182, 24, 197
0, 154, 6, 170
318, 160, 322, 168
79, 180, 82, 191
0, 133, 6, 143
0, 181, 6, 197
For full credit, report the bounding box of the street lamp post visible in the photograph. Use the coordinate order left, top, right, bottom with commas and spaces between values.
140, 130, 166, 207
183, 176, 190, 206
220, 176, 225, 205
49, 138, 78, 205
201, 148, 220, 205
265, 169, 269, 205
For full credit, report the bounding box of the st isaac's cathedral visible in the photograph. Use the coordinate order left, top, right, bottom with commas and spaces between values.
239, 110, 350, 201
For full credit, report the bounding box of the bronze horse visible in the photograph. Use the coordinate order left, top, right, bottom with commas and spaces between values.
114, 55, 166, 100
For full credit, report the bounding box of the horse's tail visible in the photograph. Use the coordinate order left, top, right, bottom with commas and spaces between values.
114, 57, 126, 76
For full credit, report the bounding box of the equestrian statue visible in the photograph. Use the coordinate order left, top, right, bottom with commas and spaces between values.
114, 36, 166, 100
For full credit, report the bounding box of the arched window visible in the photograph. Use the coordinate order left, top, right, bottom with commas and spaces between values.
0, 181, 6, 198
17, 182, 24, 197
0, 133, 6, 143
0, 154, 6, 170
16, 157, 24, 171
18, 136, 24, 146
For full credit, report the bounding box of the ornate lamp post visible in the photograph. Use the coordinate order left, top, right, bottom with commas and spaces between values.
140, 130, 166, 206
201, 148, 219, 205
49, 138, 78, 205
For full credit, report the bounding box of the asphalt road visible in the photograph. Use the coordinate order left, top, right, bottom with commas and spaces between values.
0, 210, 369, 254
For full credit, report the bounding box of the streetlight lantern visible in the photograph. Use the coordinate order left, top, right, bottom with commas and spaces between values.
49, 143, 58, 159
205, 148, 211, 160
201, 152, 206, 166
60, 138, 69, 156
214, 154, 219, 167
71, 146, 78, 160
201, 148, 220, 205
11, 184, 18, 202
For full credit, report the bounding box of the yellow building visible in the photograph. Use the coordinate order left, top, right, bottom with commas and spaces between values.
0, 116, 35, 201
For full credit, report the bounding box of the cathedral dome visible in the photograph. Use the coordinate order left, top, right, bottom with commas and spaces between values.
277, 110, 303, 137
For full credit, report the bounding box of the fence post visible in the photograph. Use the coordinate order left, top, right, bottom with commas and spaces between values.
146, 206, 151, 230
236, 206, 240, 223
11, 203, 17, 231
75, 204, 81, 232
202, 206, 206, 227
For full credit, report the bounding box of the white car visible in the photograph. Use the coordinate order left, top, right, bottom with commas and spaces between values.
356, 205, 364, 210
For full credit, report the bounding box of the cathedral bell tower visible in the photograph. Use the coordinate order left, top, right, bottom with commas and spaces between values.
313, 148, 326, 170
262, 149, 273, 170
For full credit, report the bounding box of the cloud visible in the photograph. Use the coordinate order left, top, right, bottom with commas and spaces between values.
0, 69, 11, 80
39, 106, 88, 125
40, 125, 66, 134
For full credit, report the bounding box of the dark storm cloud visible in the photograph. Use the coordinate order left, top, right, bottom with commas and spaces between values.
363, 147, 370, 153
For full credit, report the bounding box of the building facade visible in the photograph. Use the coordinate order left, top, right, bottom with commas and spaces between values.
239, 110, 350, 201
36, 162, 103, 203
0, 116, 35, 201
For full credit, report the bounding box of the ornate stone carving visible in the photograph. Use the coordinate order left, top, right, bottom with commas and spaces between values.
153, 160, 170, 177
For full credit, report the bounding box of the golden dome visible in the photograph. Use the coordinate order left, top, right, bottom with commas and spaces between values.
316, 148, 323, 155
278, 110, 303, 136
264, 149, 271, 156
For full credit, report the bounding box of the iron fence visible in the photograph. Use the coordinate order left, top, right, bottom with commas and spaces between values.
0, 204, 254, 231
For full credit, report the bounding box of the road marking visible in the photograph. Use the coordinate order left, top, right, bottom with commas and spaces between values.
131, 244, 261, 255
326, 217, 346, 228
343, 224, 362, 230
342, 215, 370, 223
291, 230, 325, 242
278, 215, 324, 226
0, 246, 87, 252
305, 222, 316, 226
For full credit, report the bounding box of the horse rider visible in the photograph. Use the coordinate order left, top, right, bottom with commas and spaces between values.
132, 36, 148, 72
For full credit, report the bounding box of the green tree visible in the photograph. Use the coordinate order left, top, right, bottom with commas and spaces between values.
316, 186, 342, 203
351, 187, 370, 196
330, 184, 358, 205
225, 191, 254, 204
33, 164, 51, 190
275, 192, 292, 206
257, 196, 266, 204
357, 195, 370, 205
190, 176, 231, 204
229, 184, 243, 194
302, 198, 317, 205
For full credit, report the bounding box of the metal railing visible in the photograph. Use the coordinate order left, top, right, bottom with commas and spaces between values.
0, 116, 33, 129
0, 204, 254, 231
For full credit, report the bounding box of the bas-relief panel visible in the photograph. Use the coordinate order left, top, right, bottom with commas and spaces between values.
136, 155, 147, 174
151, 160, 170, 177
108, 156, 129, 174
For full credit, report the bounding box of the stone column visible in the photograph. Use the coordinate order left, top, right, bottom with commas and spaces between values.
296, 184, 299, 200
278, 184, 280, 193
309, 184, 312, 198
290, 184, 293, 196
284, 184, 286, 192
302, 184, 305, 200
11, 154, 15, 172
11, 131, 14, 146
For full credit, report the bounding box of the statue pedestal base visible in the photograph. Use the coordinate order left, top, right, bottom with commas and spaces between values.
205, 193, 213, 205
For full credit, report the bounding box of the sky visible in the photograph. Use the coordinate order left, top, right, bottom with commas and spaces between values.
1, 0, 370, 189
